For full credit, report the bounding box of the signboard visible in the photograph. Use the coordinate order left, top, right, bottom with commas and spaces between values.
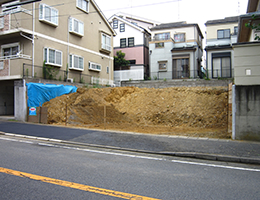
29, 107, 37, 116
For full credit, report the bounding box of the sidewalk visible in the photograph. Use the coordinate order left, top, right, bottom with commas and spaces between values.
0, 120, 260, 164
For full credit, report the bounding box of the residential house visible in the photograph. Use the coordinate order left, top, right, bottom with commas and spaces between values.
0, 0, 115, 120
149, 21, 204, 80
205, 16, 239, 79
232, 0, 260, 140
109, 14, 151, 82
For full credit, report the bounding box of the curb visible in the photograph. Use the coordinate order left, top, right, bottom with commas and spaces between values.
1, 132, 260, 165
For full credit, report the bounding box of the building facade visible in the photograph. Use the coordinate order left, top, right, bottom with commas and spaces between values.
0, 0, 115, 119
205, 16, 239, 79
109, 14, 151, 82
149, 22, 204, 80
232, 0, 260, 141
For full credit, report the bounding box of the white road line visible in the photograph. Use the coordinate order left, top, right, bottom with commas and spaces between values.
0, 137, 260, 172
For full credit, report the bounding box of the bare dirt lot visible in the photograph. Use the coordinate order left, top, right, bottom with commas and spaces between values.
43, 86, 230, 139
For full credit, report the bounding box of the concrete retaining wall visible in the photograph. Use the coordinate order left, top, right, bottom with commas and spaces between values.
234, 85, 260, 141
121, 79, 233, 88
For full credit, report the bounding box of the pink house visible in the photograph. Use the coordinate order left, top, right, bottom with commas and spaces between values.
109, 14, 152, 82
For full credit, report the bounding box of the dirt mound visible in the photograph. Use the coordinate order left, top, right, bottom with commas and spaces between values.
43, 86, 230, 138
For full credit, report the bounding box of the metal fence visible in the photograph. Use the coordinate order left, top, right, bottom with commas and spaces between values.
149, 69, 234, 80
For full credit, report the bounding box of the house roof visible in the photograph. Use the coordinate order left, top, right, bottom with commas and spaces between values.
108, 14, 151, 35
150, 22, 204, 39
247, 0, 259, 13
205, 16, 239, 25
91, 0, 116, 36
115, 12, 160, 26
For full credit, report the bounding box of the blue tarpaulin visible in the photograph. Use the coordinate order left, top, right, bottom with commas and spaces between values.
27, 83, 77, 107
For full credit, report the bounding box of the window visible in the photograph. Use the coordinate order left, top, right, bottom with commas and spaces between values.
39, 3, 58, 26
44, 47, 62, 66
217, 29, 230, 39
113, 20, 118, 29
120, 38, 126, 48
212, 53, 231, 78
234, 26, 238, 35
120, 23, 125, 32
69, 54, 84, 70
173, 57, 189, 79
128, 37, 134, 47
77, 0, 89, 13
155, 42, 164, 48
0, 17, 4, 29
174, 33, 185, 42
101, 33, 111, 51
89, 61, 101, 71
1, 1, 20, 14
69, 17, 84, 36
106, 66, 109, 74
158, 61, 167, 71
154, 32, 170, 41
1, 43, 19, 59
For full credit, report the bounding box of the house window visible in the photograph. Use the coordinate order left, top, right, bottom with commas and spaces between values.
69, 54, 84, 70
158, 61, 167, 71
77, 0, 89, 13
174, 33, 185, 42
113, 20, 118, 29
69, 17, 84, 36
106, 66, 109, 74
39, 3, 58, 26
1, 43, 19, 59
120, 23, 125, 32
217, 29, 230, 39
212, 53, 231, 78
44, 47, 62, 66
173, 57, 189, 79
89, 61, 101, 71
155, 42, 164, 48
120, 38, 126, 48
128, 37, 134, 47
1, 1, 21, 14
234, 26, 238, 35
154, 32, 170, 41
101, 33, 111, 52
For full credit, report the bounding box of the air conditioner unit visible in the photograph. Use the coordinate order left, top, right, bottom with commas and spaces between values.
67, 78, 73, 83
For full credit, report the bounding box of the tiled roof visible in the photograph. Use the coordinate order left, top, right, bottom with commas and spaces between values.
205, 16, 239, 25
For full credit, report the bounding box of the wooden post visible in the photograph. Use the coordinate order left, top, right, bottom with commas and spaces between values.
65, 101, 68, 126
104, 105, 106, 129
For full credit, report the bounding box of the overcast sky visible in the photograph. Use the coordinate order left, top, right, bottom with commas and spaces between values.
95, 0, 249, 34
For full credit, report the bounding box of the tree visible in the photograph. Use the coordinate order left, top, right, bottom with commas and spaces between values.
245, 14, 260, 41
114, 51, 130, 70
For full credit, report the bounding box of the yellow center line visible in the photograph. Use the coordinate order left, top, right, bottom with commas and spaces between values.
0, 167, 161, 200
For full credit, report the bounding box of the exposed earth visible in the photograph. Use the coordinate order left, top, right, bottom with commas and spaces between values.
43, 86, 230, 139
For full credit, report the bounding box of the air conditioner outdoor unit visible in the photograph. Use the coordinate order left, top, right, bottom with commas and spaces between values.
67, 78, 73, 83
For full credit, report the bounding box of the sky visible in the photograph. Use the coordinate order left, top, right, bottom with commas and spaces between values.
95, 0, 249, 35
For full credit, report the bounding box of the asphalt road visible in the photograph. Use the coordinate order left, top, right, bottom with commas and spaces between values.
0, 137, 260, 200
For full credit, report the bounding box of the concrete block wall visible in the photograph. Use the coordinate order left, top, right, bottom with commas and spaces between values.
121, 79, 233, 88
234, 85, 260, 141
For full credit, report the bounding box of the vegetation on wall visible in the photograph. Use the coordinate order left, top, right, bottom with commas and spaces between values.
245, 14, 260, 41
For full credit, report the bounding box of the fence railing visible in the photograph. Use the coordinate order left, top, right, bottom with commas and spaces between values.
23, 63, 114, 86
149, 69, 234, 80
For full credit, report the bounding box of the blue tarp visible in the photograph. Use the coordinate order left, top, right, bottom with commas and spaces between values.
27, 83, 77, 107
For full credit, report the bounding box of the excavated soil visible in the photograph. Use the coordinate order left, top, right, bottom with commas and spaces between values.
43, 86, 230, 139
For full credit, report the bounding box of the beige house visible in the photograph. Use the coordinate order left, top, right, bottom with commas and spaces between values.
232, 0, 260, 141
149, 22, 204, 80
0, 0, 115, 119
205, 16, 239, 79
